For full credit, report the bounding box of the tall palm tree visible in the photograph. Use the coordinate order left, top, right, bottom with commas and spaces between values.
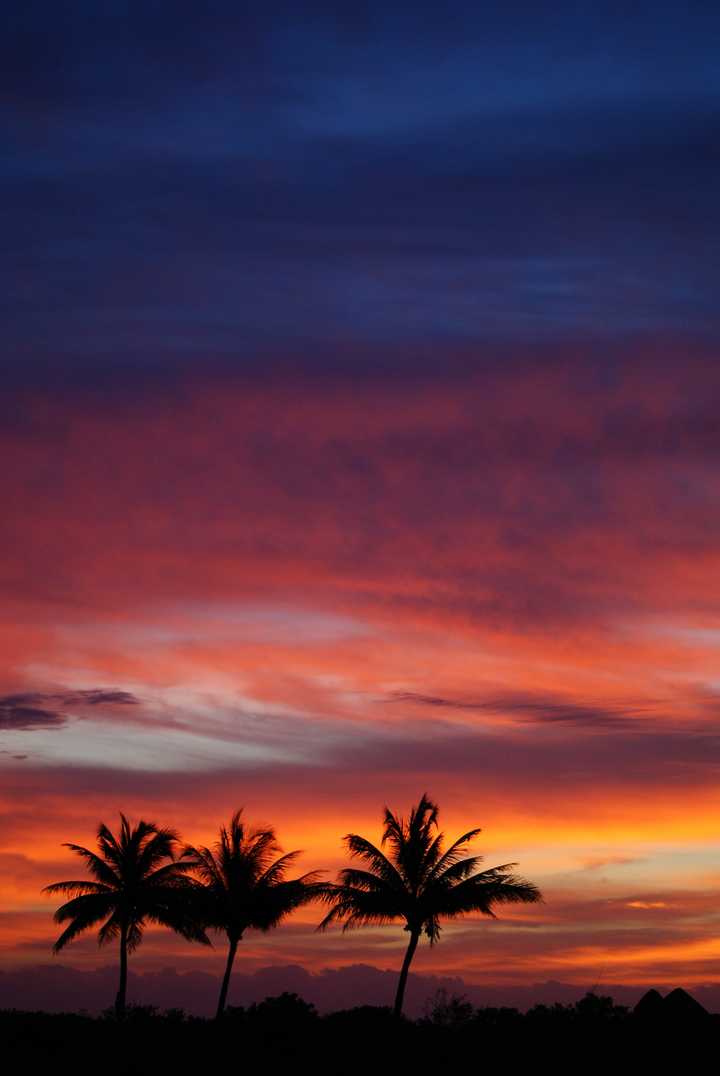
184, 809, 326, 1019
319, 794, 542, 1017
43, 814, 209, 1017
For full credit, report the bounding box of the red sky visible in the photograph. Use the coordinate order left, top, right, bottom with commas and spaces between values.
3, 351, 720, 1005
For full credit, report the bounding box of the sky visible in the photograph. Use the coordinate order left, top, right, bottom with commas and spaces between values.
2, 1, 720, 1012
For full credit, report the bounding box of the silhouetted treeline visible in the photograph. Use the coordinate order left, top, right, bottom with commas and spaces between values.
3, 989, 716, 1074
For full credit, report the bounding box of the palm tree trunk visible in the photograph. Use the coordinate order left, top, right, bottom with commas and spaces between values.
215, 936, 239, 1019
393, 929, 419, 1018
115, 921, 128, 1018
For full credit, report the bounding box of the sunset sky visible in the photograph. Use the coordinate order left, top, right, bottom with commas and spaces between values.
3, 2, 720, 1010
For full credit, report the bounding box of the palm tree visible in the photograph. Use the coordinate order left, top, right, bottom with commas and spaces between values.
319, 794, 542, 1017
43, 814, 209, 1017
184, 809, 326, 1019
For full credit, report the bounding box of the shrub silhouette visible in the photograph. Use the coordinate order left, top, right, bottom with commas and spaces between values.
423, 988, 474, 1027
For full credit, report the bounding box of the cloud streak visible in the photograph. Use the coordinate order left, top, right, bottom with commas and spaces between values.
388, 691, 644, 729
0, 689, 138, 732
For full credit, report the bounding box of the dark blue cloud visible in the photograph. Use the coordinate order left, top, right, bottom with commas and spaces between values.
2, 2, 719, 389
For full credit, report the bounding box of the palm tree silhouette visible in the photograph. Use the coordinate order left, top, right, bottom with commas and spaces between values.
319, 794, 542, 1017
184, 809, 326, 1019
43, 814, 209, 1017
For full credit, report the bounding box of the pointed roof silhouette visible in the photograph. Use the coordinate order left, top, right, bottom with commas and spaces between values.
663, 987, 708, 1020
633, 988, 664, 1018
634, 987, 708, 1021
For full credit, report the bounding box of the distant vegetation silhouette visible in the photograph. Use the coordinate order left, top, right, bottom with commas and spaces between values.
6, 989, 715, 1073
43, 815, 209, 1016
318, 793, 542, 1016
183, 809, 326, 1018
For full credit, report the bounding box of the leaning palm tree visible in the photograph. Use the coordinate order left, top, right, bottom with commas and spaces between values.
43, 814, 209, 1016
184, 809, 326, 1019
319, 794, 542, 1017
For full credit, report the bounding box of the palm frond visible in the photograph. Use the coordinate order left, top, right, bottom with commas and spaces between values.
317, 883, 406, 931
143, 860, 197, 887
135, 825, 181, 876
148, 905, 211, 946
43, 880, 112, 898
97, 910, 123, 947
61, 844, 120, 888
420, 830, 446, 877
251, 874, 326, 930
52, 917, 104, 953
426, 828, 483, 882
436, 868, 542, 918
257, 850, 302, 887
337, 867, 398, 894
184, 844, 226, 891
96, 822, 125, 873
344, 835, 405, 890
52, 892, 115, 925
244, 829, 283, 872
51, 898, 116, 952
426, 853, 486, 888
381, 794, 440, 890
379, 806, 407, 866
126, 919, 144, 952
422, 913, 442, 943
409, 795, 439, 839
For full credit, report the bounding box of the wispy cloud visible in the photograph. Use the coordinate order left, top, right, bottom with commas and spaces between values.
0, 689, 138, 731
0, 697, 65, 731
580, 855, 643, 872
388, 690, 643, 729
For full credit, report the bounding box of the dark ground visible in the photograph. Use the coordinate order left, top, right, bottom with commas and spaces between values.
3, 989, 717, 1074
